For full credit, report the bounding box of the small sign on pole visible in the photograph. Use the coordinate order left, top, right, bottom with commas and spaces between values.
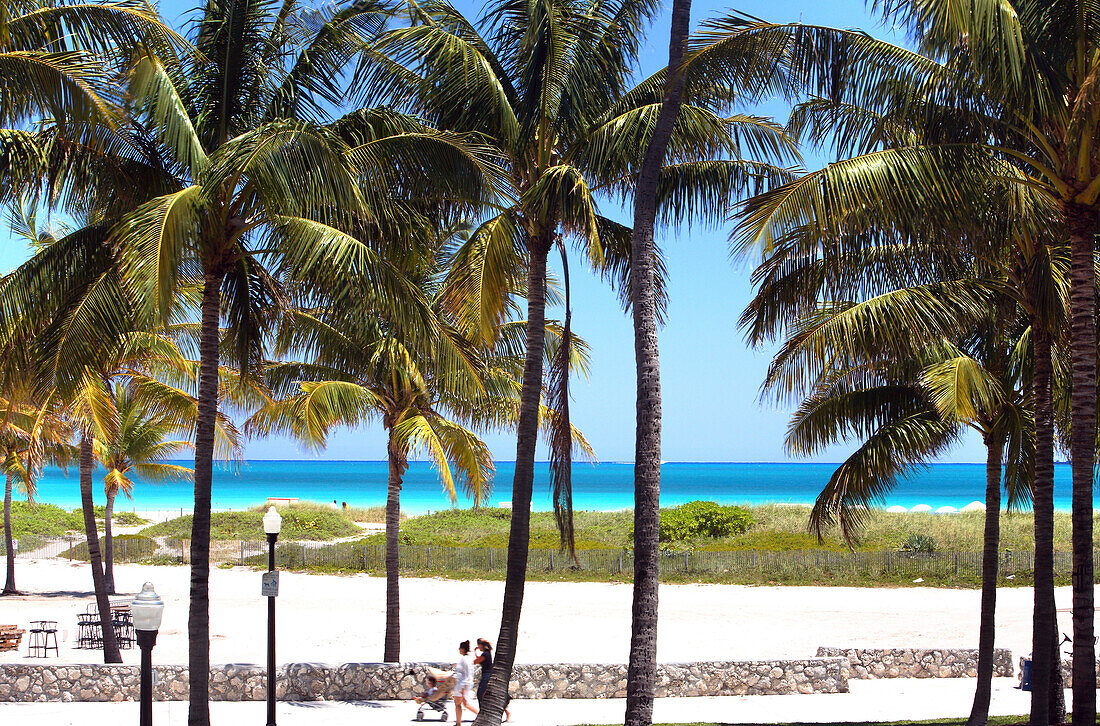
261, 571, 279, 597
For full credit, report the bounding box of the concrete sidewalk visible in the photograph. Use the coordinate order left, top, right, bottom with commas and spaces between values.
0, 678, 1039, 725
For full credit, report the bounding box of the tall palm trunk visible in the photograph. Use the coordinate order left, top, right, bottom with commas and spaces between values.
1031, 321, 1057, 726
188, 271, 224, 726
474, 241, 550, 725
3, 472, 16, 594
968, 431, 1003, 726
104, 489, 116, 595
624, 1, 691, 724
80, 433, 121, 663
1067, 204, 1096, 725
383, 428, 407, 663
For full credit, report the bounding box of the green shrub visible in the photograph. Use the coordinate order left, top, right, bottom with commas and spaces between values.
654, 501, 754, 543
900, 533, 937, 553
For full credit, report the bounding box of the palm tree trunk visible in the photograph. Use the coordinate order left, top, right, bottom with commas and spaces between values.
384, 429, 407, 663
3, 472, 16, 594
624, 1, 691, 724
474, 241, 550, 726
1066, 204, 1096, 726
104, 490, 116, 595
188, 271, 224, 726
968, 431, 1003, 726
80, 433, 121, 663
1030, 320, 1057, 726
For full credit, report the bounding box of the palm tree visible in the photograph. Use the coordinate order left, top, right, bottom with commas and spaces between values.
8, 2, 501, 718
248, 220, 589, 662
0, 0, 183, 129
69, 369, 123, 663
0, 394, 73, 595
249, 310, 495, 663
623, 0, 693, 721
692, 4, 1094, 720
95, 384, 192, 595
361, 6, 793, 718
748, 250, 1044, 723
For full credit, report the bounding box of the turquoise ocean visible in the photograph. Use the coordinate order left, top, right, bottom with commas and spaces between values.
22, 461, 1078, 514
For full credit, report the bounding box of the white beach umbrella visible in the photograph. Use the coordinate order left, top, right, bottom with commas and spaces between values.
961, 501, 986, 512
935, 506, 959, 514
909, 504, 933, 512
885, 505, 908, 513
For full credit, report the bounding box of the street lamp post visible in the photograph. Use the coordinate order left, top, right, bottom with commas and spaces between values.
263, 506, 282, 726
131, 582, 164, 726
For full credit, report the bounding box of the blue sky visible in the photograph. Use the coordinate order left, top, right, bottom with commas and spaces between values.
0, 0, 989, 464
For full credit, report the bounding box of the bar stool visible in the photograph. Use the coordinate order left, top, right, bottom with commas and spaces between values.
113, 611, 134, 650
28, 620, 59, 657
76, 613, 98, 649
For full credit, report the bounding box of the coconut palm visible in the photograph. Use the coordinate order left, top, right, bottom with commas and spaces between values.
0, 0, 183, 128
0, 197, 248, 665
249, 310, 495, 663
748, 244, 1047, 724
67, 369, 124, 663
95, 384, 192, 595
248, 220, 591, 662
2, 1, 504, 717
0, 393, 73, 595
360, 5, 794, 717
623, 0, 693, 721
693, 3, 1097, 720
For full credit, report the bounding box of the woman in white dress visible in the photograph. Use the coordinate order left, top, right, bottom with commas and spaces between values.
454, 640, 478, 725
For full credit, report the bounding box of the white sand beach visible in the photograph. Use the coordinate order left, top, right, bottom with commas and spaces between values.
0, 559, 1060, 666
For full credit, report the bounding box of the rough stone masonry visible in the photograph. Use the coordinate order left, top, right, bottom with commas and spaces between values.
0, 658, 848, 702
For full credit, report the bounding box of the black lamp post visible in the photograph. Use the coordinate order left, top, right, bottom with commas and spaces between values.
262, 506, 282, 726
131, 582, 164, 726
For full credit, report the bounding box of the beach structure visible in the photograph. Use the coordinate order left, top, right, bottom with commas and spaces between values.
909, 504, 933, 513
935, 506, 959, 514
885, 505, 908, 513
961, 501, 986, 512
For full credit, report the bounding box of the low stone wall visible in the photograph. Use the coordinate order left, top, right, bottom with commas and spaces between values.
0, 659, 848, 702
0, 663, 269, 703
816, 648, 1014, 679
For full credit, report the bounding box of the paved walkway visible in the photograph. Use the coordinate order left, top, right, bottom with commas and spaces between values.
0, 678, 1039, 725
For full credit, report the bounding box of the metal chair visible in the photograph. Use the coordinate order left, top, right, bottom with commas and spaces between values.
112, 611, 134, 650
28, 620, 58, 657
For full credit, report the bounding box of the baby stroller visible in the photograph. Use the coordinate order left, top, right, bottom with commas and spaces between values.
414, 667, 455, 721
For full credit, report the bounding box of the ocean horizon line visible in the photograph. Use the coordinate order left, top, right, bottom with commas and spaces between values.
21, 460, 1077, 514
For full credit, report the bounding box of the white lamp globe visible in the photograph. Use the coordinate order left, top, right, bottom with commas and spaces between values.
263, 506, 282, 535
131, 582, 165, 632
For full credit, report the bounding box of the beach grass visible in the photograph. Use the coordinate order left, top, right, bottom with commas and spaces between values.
140, 502, 360, 541
4, 501, 148, 539
353, 504, 1082, 553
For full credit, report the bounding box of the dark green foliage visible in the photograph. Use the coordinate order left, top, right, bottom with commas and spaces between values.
654, 501, 754, 543
900, 534, 937, 553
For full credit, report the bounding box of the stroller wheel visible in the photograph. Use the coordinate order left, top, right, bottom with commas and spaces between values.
415, 711, 424, 721
440, 712, 448, 721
